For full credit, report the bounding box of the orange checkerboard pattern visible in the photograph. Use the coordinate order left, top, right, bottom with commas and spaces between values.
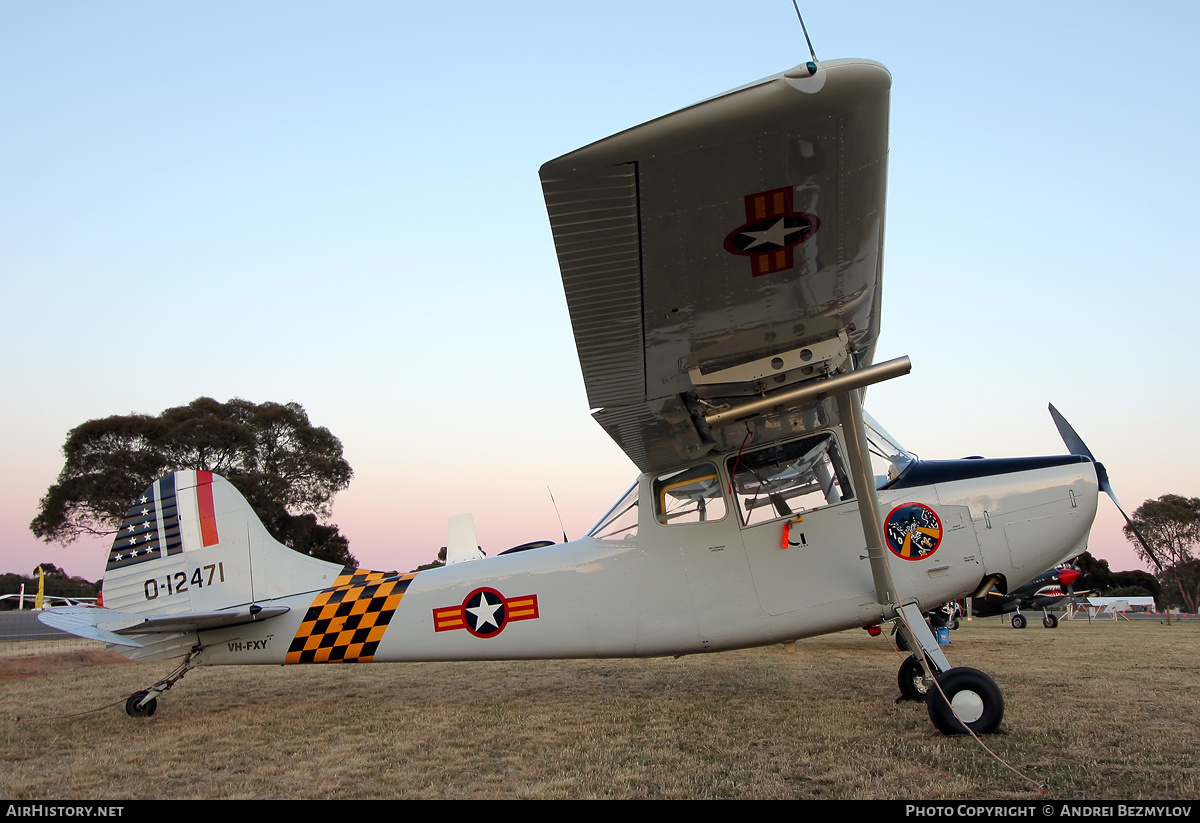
285, 567, 416, 663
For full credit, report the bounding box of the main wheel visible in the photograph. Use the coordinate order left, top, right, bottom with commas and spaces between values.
897, 655, 932, 702
947, 617, 960, 631
926, 667, 1004, 735
125, 690, 157, 718
1043, 613, 1058, 628
1011, 613, 1026, 629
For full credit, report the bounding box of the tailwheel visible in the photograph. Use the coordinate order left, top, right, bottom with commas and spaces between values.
125, 690, 158, 718
122, 646, 200, 718
926, 667, 1004, 735
1043, 613, 1059, 628
897, 655, 933, 702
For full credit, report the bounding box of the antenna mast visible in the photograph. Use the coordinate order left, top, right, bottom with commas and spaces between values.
791, 1, 818, 64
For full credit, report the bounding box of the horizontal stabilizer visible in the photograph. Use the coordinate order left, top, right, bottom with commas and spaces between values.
38, 607, 146, 647
39, 604, 290, 646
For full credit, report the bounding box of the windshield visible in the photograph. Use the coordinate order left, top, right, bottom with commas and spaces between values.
864, 411, 915, 485
587, 480, 639, 541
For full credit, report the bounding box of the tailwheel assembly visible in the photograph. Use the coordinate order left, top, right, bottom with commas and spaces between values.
123, 646, 202, 718
124, 690, 157, 718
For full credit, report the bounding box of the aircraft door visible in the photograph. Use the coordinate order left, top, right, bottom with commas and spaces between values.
728, 432, 872, 622
635, 463, 756, 654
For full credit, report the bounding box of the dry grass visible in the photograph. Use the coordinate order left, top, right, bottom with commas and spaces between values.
1, 618, 1197, 799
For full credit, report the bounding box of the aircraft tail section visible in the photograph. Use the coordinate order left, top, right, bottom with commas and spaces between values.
100, 471, 347, 644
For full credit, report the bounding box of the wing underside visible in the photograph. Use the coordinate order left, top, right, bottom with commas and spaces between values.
541, 59, 891, 473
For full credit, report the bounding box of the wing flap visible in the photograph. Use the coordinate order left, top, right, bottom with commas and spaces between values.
543, 163, 645, 410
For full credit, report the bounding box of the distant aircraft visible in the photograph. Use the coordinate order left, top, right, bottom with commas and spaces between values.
44, 57, 1121, 736
969, 565, 1089, 628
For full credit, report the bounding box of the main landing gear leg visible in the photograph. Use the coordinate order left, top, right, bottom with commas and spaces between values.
125, 646, 202, 718
836, 383, 1005, 735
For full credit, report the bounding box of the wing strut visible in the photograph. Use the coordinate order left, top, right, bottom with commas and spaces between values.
835, 384, 952, 676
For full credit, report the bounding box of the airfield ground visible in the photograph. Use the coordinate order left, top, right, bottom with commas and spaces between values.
1, 618, 1196, 800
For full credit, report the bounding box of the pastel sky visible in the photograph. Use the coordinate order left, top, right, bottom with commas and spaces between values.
3, 1, 1197, 582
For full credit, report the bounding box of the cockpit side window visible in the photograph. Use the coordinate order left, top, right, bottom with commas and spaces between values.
652, 463, 727, 525
727, 432, 853, 527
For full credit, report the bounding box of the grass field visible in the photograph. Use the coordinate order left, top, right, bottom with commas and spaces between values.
1, 618, 1197, 799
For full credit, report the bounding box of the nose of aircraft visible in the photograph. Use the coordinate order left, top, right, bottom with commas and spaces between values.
1059, 568, 1081, 588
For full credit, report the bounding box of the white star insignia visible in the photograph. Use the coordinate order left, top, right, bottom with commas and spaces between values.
741, 218, 806, 250
467, 592, 504, 629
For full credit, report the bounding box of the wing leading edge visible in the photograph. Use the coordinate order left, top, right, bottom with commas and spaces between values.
541, 59, 891, 473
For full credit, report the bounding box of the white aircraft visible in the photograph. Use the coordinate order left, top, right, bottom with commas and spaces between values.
42, 58, 1108, 735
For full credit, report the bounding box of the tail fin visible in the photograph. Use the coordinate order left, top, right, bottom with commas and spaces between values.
103, 471, 346, 618
446, 513, 484, 564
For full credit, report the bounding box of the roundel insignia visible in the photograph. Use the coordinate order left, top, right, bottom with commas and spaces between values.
432, 587, 540, 637
723, 187, 820, 277
883, 503, 943, 561
463, 587, 507, 637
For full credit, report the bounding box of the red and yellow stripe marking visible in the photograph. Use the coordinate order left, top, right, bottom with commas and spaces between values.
433, 605, 467, 632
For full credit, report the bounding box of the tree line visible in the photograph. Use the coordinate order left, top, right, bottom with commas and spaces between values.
30, 397, 355, 566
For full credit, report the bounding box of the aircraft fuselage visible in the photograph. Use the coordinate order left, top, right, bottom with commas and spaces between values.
191, 426, 1099, 667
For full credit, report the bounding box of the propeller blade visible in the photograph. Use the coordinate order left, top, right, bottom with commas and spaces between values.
1049, 403, 1093, 460
1048, 404, 1167, 571
1114, 506, 1167, 572
1049, 403, 1120, 502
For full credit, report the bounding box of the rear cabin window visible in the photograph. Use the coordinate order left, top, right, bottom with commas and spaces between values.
652, 463, 727, 525
727, 433, 853, 527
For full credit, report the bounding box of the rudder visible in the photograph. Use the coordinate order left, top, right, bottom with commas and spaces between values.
102, 471, 346, 618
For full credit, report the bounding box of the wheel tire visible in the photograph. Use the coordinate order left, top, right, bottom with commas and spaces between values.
1011, 614, 1026, 629
897, 655, 931, 702
894, 630, 909, 652
1043, 613, 1059, 628
926, 667, 1004, 735
947, 618, 960, 631
125, 690, 157, 718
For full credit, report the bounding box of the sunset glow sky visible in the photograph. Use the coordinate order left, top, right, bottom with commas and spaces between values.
3, 1, 1197, 582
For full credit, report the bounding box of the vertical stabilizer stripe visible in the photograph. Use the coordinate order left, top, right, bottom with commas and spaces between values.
196, 471, 219, 547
